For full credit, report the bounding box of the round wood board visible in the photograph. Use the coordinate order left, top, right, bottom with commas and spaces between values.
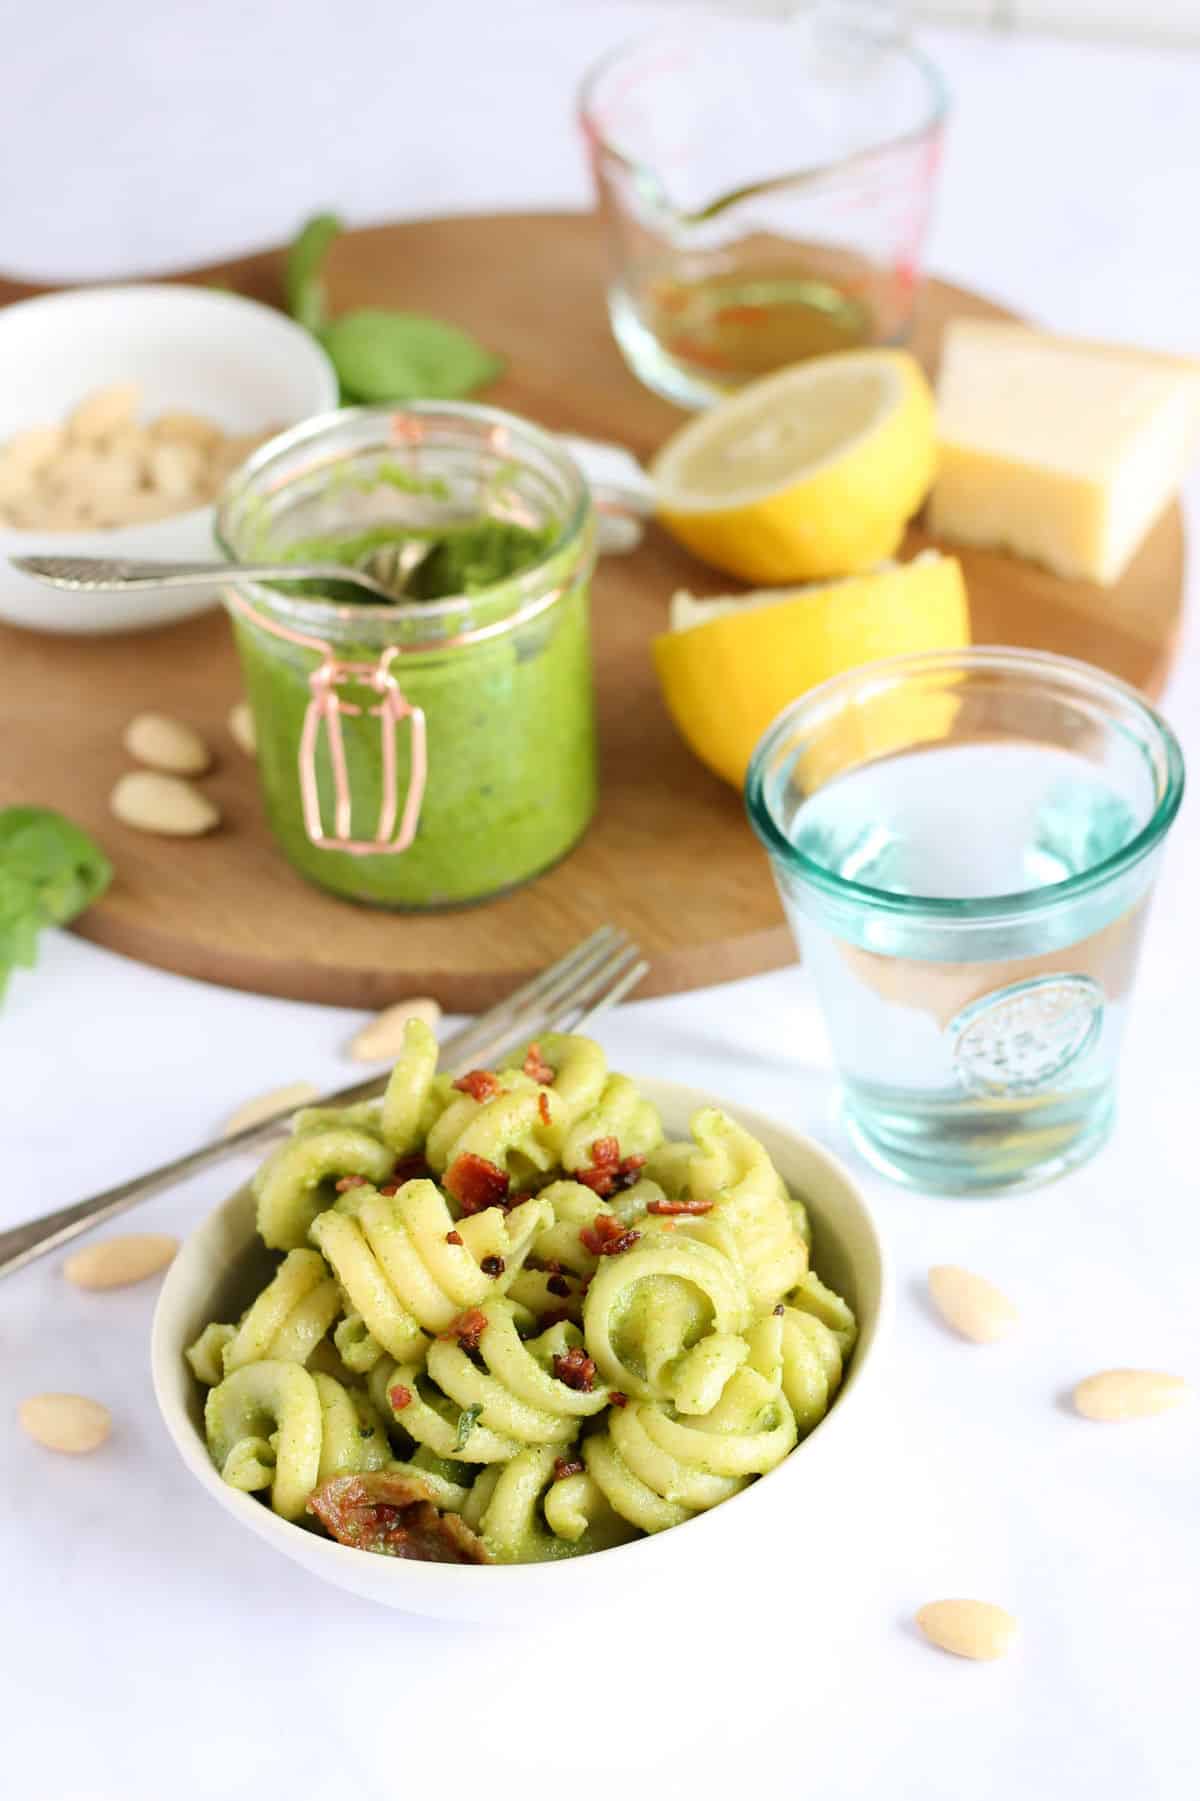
0, 213, 1184, 1009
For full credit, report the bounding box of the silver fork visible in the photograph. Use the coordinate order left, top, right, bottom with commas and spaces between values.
0, 925, 648, 1282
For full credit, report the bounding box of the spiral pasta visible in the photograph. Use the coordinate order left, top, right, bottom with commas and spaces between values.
646, 1110, 807, 1313
310, 1180, 553, 1359
189, 1032, 857, 1564
583, 1359, 797, 1534
186, 1249, 341, 1384
204, 1361, 391, 1521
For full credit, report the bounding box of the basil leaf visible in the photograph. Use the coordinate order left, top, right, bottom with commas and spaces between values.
452, 1403, 483, 1454
320, 309, 503, 404
0, 807, 112, 1003
285, 212, 343, 334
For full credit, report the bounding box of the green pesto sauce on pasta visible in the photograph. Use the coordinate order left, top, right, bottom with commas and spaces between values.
190, 1027, 857, 1564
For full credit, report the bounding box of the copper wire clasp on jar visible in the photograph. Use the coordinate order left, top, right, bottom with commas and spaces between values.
299, 646, 426, 855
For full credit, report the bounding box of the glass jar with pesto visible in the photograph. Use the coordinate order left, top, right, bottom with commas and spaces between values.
215, 404, 598, 908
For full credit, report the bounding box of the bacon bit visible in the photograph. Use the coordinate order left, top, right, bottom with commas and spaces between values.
538, 1091, 552, 1128
648, 1196, 714, 1215
576, 1138, 647, 1197
379, 1153, 431, 1195
601, 1228, 640, 1256
444, 1152, 509, 1215
481, 1255, 505, 1278
523, 1041, 555, 1085
539, 1308, 572, 1329
387, 1384, 413, 1412
552, 1346, 597, 1392
773, 1303, 785, 1317
580, 1213, 641, 1258
553, 1457, 584, 1482
546, 1273, 571, 1298
308, 1472, 491, 1564
445, 1230, 463, 1246
608, 1391, 628, 1408
452, 1068, 501, 1103
335, 1174, 367, 1193
440, 1307, 488, 1352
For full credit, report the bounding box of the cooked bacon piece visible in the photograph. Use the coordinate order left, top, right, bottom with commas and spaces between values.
440, 1307, 488, 1351
379, 1153, 431, 1196
647, 1197, 714, 1216
308, 1472, 491, 1564
553, 1457, 584, 1482
552, 1346, 597, 1392
580, 1214, 641, 1259
480, 1255, 505, 1278
608, 1391, 628, 1408
546, 1273, 571, 1298
444, 1152, 509, 1215
335, 1175, 368, 1193
576, 1137, 647, 1197
523, 1041, 555, 1085
452, 1069, 501, 1103
445, 1230, 463, 1246
387, 1384, 413, 1411
539, 1308, 572, 1330
538, 1091, 552, 1128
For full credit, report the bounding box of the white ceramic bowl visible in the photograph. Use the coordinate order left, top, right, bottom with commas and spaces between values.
152, 1078, 889, 1621
0, 284, 338, 634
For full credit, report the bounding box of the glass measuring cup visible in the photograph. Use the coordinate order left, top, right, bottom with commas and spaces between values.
579, 11, 947, 410
746, 649, 1184, 1195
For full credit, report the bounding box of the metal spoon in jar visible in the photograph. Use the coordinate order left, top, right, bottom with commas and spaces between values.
10, 541, 434, 605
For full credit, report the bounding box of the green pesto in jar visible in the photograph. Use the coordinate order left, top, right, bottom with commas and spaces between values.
232, 516, 597, 909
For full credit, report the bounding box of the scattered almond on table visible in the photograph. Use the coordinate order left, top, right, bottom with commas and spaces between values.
348, 995, 442, 1063
63, 1233, 178, 1291
18, 1392, 111, 1454
123, 712, 212, 776
110, 770, 220, 837
222, 1080, 321, 1138
916, 1599, 1018, 1662
1072, 1369, 1190, 1422
0, 382, 277, 531
927, 1265, 1019, 1344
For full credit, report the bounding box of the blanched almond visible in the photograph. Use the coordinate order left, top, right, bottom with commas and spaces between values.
1072, 1369, 1190, 1422
2, 423, 64, 472
223, 1080, 321, 1138
63, 1233, 178, 1290
916, 1599, 1017, 1661
66, 382, 141, 444
123, 712, 212, 776
228, 700, 256, 756
111, 771, 219, 836
928, 1266, 1019, 1344
348, 996, 442, 1063
19, 1392, 111, 1454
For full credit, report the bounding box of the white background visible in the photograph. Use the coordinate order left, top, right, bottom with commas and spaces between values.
2, 6, 1198, 1799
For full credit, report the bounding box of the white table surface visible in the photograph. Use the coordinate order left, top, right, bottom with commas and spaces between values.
3, 7, 1198, 1798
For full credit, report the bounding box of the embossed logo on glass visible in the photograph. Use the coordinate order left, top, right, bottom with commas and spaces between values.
949, 975, 1104, 1098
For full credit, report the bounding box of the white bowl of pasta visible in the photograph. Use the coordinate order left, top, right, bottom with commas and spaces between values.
152, 1033, 889, 1623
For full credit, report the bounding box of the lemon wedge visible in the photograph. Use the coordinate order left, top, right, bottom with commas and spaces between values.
651, 350, 936, 584
653, 551, 970, 788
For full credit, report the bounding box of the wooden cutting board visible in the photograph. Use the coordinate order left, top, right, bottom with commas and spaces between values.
0, 213, 1184, 1009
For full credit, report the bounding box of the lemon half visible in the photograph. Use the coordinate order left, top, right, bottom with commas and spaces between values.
653, 552, 970, 788
651, 350, 937, 584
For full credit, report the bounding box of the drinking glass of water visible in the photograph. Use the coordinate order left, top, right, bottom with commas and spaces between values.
745, 648, 1184, 1194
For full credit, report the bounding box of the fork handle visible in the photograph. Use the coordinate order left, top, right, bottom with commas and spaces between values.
0, 1110, 309, 1280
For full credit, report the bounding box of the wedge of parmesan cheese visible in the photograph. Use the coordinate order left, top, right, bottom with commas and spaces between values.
928, 320, 1200, 585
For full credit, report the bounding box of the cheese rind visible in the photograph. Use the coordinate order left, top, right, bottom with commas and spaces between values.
929, 321, 1200, 585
